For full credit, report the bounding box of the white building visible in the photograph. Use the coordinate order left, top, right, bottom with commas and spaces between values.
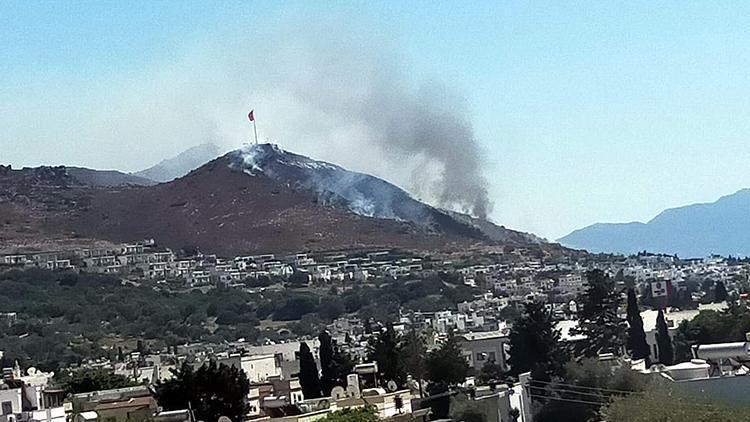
458, 331, 509, 371
218, 354, 282, 383
558, 273, 586, 295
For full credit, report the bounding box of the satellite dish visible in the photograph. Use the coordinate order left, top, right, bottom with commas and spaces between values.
387, 380, 398, 392
218, 416, 232, 422
27, 367, 37, 376
331, 386, 346, 400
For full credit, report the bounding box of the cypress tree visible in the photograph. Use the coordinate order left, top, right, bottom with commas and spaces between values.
626, 288, 651, 365
298, 342, 322, 399
656, 309, 674, 365
318, 331, 354, 396
715, 281, 728, 302
319, 331, 335, 395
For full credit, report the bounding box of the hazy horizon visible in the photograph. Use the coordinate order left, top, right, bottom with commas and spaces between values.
5, 1, 750, 239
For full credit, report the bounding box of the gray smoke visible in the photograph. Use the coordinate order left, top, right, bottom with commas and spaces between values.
243, 29, 493, 218
360, 81, 492, 218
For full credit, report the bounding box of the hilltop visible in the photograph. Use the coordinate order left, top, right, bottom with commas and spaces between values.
0, 145, 565, 256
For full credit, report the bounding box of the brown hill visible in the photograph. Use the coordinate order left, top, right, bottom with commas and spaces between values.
0, 151, 563, 256
71, 157, 493, 254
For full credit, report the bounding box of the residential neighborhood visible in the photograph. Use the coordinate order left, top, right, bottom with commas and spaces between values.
3, 238, 750, 421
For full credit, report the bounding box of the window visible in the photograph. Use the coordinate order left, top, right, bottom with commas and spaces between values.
1, 401, 12, 415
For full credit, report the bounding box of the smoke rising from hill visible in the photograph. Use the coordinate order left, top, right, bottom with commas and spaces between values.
4, 13, 493, 218
232, 26, 493, 218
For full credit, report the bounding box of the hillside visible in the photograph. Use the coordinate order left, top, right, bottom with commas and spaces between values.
0, 145, 556, 255
73, 144, 545, 254
560, 189, 750, 257
74, 157, 476, 254
134, 143, 221, 182
230, 144, 539, 244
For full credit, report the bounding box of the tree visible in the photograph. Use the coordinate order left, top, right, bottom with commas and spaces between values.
671, 304, 750, 361
625, 288, 651, 365
56, 367, 135, 394
318, 331, 355, 396
575, 270, 626, 358
274, 294, 319, 321
298, 342, 322, 399
317, 407, 378, 422
319, 331, 336, 394
366, 324, 405, 387
152, 360, 249, 422
450, 391, 491, 422
534, 358, 648, 422
655, 309, 674, 365
320, 297, 345, 321
672, 320, 696, 363
425, 333, 469, 419
425, 333, 469, 393
477, 359, 505, 385
507, 302, 566, 381
287, 271, 311, 286
400, 330, 427, 395
715, 280, 729, 302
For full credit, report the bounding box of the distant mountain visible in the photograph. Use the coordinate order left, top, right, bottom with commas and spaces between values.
134, 143, 221, 183
560, 189, 750, 257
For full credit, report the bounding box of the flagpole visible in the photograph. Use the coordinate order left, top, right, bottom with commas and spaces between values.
253, 119, 258, 145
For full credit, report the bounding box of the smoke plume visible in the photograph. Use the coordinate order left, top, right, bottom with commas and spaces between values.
230, 25, 493, 218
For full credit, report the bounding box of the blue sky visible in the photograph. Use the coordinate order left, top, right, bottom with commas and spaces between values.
3, 1, 750, 240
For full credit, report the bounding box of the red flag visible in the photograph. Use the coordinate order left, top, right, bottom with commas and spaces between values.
247, 110, 255, 122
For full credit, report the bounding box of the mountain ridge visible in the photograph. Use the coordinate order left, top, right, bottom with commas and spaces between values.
134, 143, 221, 183
560, 189, 750, 257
